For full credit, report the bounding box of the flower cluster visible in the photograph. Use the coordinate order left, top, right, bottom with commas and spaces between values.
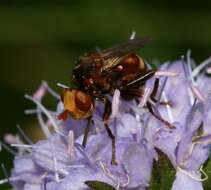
1, 52, 211, 190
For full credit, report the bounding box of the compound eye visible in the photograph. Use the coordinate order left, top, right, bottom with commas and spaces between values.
75, 91, 93, 112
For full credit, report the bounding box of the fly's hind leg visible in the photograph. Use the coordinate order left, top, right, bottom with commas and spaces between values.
102, 97, 118, 165
146, 101, 175, 129
147, 78, 175, 128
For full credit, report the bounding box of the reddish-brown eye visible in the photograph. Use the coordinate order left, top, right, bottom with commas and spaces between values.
75, 91, 92, 111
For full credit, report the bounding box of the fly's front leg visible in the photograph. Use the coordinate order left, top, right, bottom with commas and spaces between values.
82, 116, 92, 148
103, 97, 118, 165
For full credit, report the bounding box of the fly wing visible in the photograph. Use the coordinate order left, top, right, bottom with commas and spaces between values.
77, 37, 151, 73
101, 36, 152, 59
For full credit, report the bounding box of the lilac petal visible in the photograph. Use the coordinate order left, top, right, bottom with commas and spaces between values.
176, 133, 211, 171
203, 97, 211, 134
85, 132, 132, 165
63, 118, 87, 138
114, 113, 140, 139
11, 156, 43, 184
122, 143, 153, 188
24, 183, 43, 190
175, 132, 193, 168
188, 144, 210, 171
13, 156, 37, 174
158, 61, 192, 123
171, 170, 203, 190
57, 167, 111, 190
46, 181, 59, 190
197, 74, 211, 97
185, 102, 203, 133
154, 124, 184, 167
32, 134, 71, 172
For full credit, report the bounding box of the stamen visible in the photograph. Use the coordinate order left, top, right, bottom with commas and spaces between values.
138, 87, 151, 107
192, 56, 211, 78
155, 71, 180, 77
59, 168, 69, 176
206, 67, 211, 74
177, 166, 208, 182
188, 87, 195, 106
33, 82, 47, 100
121, 174, 130, 187
186, 50, 195, 84
42, 81, 60, 99
111, 89, 120, 118
4, 134, 21, 145
1, 164, 10, 184
37, 108, 51, 138
199, 165, 208, 181
33, 81, 60, 100
0, 178, 9, 185
0, 141, 17, 156
10, 144, 33, 148
41, 172, 48, 179
181, 55, 190, 79
50, 139, 60, 182
0, 176, 20, 185
192, 134, 211, 145
24, 109, 37, 114
25, 95, 59, 134
99, 160, 115, 180
130, 31, 136, 40
66, 165, 85, 168
16, 125, 33, 145
127, 70, 155, 86
116, 179, 120, 190
67, 130, 75, 159
190, 85, 206, 102
162, 91, 174, 123
57, 83, 70, 89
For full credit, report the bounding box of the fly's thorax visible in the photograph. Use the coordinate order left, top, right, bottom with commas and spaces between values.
110, 53, 145, 74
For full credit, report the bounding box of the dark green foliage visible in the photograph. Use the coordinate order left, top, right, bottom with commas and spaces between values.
149, 149, 176, 190
85, 180, 117, 190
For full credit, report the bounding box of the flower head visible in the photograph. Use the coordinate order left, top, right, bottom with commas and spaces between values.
1, 52, 211, 190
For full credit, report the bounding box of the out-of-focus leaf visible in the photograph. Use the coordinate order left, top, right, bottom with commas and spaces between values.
149, 149, 176, 190
85, 180, 117, 190
203, 156, 211, 189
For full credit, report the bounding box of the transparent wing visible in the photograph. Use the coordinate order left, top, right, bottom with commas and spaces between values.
100, 36, 152, 59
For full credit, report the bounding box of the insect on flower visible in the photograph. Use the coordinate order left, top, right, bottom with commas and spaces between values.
58, 37, 174, 165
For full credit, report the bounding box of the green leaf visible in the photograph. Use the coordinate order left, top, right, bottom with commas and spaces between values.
149, 148, 176, 190
85, 180, 117, 190
203, 156, 211, 189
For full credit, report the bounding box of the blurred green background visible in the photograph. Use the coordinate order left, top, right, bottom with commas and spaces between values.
0, 0, 211, 189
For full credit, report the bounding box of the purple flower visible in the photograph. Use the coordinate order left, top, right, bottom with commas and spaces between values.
154, 53, 211, 190
1, 52, 211, 190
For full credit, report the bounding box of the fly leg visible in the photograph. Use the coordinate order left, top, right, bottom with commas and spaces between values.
146, 101, 174, 129
82, 116, 92, 148
103, 97, 118, 165
150, 78, 159, 103
150, 78, 172, 106
147, 78, 175, 129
